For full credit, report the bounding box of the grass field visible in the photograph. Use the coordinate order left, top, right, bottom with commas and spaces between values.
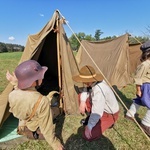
0, 52, 22, 93
0, 52, 150, 150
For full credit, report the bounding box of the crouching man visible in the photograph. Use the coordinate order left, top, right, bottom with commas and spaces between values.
72, 65, 120, 141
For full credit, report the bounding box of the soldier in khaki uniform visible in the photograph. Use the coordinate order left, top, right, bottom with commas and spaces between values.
126, 40, 150, 137
6, 60, 63, 150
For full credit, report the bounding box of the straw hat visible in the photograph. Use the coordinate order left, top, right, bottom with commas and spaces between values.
72, 65, 103, 83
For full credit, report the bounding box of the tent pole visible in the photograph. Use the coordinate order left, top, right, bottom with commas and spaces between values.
56, 17, 63, 114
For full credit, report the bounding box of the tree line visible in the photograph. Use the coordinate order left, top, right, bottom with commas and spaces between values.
69, 29, 149, 51
0, 42, 24, 53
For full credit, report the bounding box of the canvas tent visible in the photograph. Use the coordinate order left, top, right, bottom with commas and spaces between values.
76, 34, 141, 89
129, 43, 142, 75
0, 10, 80, 129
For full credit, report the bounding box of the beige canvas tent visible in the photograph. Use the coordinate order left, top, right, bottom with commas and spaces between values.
0, 10, 80, 128
129, 43, 142, 75
76, 34, 141, 89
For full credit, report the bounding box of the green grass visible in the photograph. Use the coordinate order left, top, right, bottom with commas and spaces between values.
0, 52, 22, 93
0, 52, 150, 150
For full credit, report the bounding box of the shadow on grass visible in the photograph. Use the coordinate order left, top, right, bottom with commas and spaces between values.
64, 126, 116, 150
54, 113, 66, 145
113, 85, 133, 109
113, 85, 141, 127
54, 115, 116, 150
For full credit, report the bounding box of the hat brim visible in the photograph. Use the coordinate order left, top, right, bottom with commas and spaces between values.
72, 74, 103, 83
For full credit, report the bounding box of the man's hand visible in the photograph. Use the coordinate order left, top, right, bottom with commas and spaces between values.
84, 125, 92, 139
79, 101, 87, 115
136, 85, 142, 97
58, 144, 65, 150
6, 70, 18, 82
136, 90, 142, 97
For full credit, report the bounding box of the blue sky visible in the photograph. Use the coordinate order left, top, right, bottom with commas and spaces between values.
0, 0, 150, 46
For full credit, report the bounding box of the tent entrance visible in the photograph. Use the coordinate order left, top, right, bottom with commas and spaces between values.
34, 30, 60, 96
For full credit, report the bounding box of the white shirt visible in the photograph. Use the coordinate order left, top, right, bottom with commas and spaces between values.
80, 80, 119, 130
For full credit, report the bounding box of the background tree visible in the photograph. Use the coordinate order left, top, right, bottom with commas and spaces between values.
85, 34, 95, 41
101, 35, 117, 41
0, 43, 7, 52
0, 42, 24, 53
69, 32, 94, 50
94, 29, 103, 41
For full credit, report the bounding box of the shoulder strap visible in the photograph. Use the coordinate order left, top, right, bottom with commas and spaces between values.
27, 95, 43, 122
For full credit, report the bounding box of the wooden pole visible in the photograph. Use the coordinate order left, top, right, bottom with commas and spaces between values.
56, 16, 63, 114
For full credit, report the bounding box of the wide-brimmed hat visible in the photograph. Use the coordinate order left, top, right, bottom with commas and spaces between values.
15, 60, 48, 89
72, 65, 103, 83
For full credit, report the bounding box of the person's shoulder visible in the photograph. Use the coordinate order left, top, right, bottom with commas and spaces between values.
136, 61, 147, 69
98, 80, 108, 86
141, 60, 150, 67
145, 59, 150, 64
95, 80, 107, 89
9, 89, 24, 100
9, 89, 21, 95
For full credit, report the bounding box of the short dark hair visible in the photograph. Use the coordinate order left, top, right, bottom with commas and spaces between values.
140, 50, 150, 62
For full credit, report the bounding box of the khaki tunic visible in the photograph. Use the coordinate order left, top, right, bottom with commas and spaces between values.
134, 59, 150, 85
8, 87, 61, 150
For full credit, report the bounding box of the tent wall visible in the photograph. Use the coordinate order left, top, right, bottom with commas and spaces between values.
129, 43, 142, 76
0, 84, 13, 127
58, 20, 81, 114
76, 34, 133, 89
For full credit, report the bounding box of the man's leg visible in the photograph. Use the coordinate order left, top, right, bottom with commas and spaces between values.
82, 111, 119, 141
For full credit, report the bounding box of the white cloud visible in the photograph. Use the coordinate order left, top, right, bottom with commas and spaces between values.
8, 36, 15, 41
39, 13, 44, 17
